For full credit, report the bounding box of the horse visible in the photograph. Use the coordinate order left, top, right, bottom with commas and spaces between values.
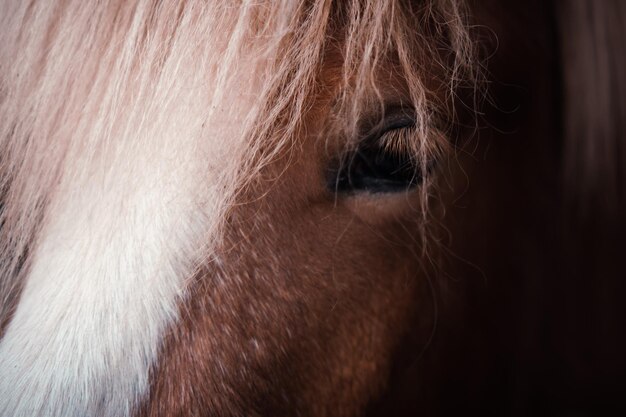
1, 0, 625, 416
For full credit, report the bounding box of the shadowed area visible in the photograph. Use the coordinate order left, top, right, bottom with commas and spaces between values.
367, 1, 626, 415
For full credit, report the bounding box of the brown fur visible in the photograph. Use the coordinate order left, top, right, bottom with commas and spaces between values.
139, 44, 454, 416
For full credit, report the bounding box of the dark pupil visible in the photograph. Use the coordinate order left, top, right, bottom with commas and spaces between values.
329, 137, 423, 193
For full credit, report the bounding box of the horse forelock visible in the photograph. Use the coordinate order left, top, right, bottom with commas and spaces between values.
0, 1, 476, 416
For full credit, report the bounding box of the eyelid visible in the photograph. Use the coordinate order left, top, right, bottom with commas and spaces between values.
360, 109, 416, 147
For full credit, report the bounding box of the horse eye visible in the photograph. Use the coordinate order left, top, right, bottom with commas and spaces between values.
328, 119, 426, 194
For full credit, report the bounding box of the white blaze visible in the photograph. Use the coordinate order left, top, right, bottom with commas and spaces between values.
0, 86, 249, 417
0, 3, 266, 415
0, 144, 207, 416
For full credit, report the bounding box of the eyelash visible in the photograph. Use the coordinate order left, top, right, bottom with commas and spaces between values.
328, 119, 428, 194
